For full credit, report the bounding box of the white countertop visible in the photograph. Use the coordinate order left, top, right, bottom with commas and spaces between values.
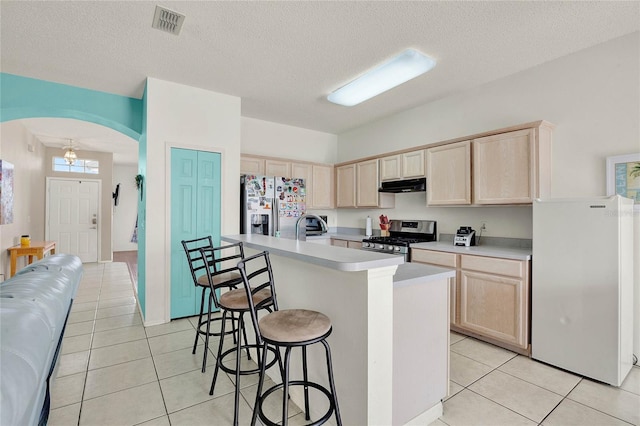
222, 234, 403, 272
411, 241, 532, 260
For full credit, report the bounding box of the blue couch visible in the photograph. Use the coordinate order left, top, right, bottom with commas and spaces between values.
0, 254, 83, 426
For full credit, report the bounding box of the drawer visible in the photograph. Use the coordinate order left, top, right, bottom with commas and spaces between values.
461, 255, 524, 278
411, 249, 458, 268
331, 239, 348, 248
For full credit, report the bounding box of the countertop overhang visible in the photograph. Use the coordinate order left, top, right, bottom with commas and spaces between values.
222, 234, 404, 272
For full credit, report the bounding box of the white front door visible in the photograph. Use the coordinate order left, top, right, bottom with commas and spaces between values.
47, 178, 100, 262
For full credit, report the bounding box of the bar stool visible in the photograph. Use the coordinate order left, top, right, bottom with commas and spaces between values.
237, 251, 342, 426
199, 247, 280, 426
181, 237, 247, 373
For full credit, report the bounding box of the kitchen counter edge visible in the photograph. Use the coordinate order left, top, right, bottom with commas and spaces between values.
222, 234, 403, 272
411, 241, 532, 261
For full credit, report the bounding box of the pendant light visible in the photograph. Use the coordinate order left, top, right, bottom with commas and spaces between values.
63, 139, 77, 165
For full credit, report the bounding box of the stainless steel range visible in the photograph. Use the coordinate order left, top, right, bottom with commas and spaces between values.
361, 220, 437, 261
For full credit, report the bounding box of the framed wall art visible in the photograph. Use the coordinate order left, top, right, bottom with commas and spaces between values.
606, 153, 640, 210
0, 159, 15, 224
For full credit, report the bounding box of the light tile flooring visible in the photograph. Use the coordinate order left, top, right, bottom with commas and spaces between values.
50, 262, 640, 425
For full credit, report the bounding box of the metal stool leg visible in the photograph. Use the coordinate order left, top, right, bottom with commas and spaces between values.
251, 341, 269, 426
201, 291, 214, 373
322, 339, 342, 426
281, 347, 292, 426
209, 310, 228, 396
302, 346, 310, 420
193, 287, 207, 354
232, 314, 245, 426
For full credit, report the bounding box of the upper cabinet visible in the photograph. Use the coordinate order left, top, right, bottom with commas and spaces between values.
425, 121, 553, 206
265, 159, 291, 177
426, 141, 472, 205
336, 164, 357, 208
474, 127, 551, 204
380, 150, 425, 182
241, 155, 335, 209
336, 160, 394, 208
240, 155, 265, 175
311, 164, 335, 209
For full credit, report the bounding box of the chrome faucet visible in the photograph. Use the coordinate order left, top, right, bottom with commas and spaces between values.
295, 214, 328, 241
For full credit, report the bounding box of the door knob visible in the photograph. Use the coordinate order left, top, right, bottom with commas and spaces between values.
92, 218, 97, 224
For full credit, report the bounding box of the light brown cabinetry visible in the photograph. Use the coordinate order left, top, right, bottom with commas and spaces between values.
241, 155, 335, 209
331, 238, 348, 248
356, 159, 381, 207
330, 238, 362, 249
426, 141, 472, 205
336, 160, 394, 208
425, 122, 552, 206
336, 164, 357, 208
411, 248, 531, 354
265, 159, 291, 177
380, 150, 425, 181
240, 155, 265, 175
473, 128, 536, 204
311, 164, 335, 209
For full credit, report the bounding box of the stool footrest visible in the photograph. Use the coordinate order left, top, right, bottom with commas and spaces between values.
218, 344, 279, 376
196, 315, 237, 338
258, 381, 335, 426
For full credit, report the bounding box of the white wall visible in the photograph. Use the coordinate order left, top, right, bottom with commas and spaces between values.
241, 117, 338, 164
337, 32, 640, 367
145, 78, 241, 325
112, 164, 138, 252
0, 121, 46, 279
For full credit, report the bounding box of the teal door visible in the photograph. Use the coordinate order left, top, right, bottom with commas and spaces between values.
170, 148, 221, 319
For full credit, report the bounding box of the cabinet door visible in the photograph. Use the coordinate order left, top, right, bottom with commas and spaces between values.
402, 150, 425, 178
265, 159, 291, 177
240, 155, 265, 175
356, 159, 380, 207
291, 162, 312, 206
426, 141, 471, 205
459, 270, 527, 348
336, 164, 356, 208
380, 155, 402, 181
473, 129, 535, 204
311, 164, 335, 209
347, 241, 363, 249
331, 239, 348, 248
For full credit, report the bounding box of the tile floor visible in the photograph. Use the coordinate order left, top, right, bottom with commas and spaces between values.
49, 262, 640, 425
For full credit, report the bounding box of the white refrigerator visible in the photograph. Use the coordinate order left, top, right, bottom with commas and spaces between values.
532, 196, 634, 386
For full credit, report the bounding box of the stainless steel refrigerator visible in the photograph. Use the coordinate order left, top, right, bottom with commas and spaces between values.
240, 175, 306, 238
532, 195, 634, 386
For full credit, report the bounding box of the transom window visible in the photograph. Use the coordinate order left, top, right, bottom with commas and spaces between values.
52, 157, 99, 174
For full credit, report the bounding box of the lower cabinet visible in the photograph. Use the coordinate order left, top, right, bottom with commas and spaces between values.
330, 238, 362, 249
412, 249, 531, 354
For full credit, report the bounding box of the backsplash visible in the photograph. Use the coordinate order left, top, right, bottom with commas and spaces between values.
440, 233, 532, 249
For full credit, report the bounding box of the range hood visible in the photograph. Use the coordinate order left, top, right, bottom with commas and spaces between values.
379, 177, 426, 193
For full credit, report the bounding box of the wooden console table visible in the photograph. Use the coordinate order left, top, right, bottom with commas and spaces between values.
8, 241, 57, 277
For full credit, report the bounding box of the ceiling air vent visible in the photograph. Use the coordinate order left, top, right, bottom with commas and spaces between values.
152, 5, 185, 36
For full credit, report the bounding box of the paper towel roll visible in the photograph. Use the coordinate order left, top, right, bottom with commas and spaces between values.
365, 216, 372, 237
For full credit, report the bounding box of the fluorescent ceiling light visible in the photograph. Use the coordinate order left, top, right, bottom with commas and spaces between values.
327, 49, 436, 107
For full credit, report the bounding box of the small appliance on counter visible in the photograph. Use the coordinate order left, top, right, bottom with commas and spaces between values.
454, 226, 476, 246
305, 215, 328, 236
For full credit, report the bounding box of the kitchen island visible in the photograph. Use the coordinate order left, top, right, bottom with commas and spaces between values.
222, 234, 454, 426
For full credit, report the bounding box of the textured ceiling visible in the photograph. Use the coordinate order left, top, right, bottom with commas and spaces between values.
1, 1, 639, 163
